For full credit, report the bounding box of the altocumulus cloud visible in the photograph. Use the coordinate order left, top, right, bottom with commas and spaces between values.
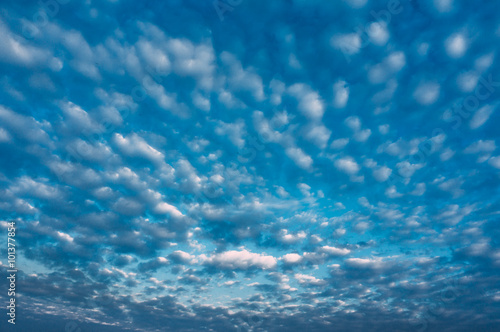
0, 0, 500, 331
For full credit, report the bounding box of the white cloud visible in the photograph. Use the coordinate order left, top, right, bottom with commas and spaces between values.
440, 148, 455, 161
489, 156, 500, 169
434, 0, 454, 12
0, 128, 10, 142
278, 229, 307, 244
345, 116, 371, 142
288, 83, 324, 119
215, 120, 246, 149
0, 106, 52, 146
410, 183, 426, 196
469, 105, 494, 129
330, 138, 349, 149
0, 19, 60, 69
385, 185, 403, 198
10, 176, 62, 201
112, 197, 144, 216
331, 33, 361, 55
281, 253, 303, 264
113, 133, 164, 164
354, 129, 372, 142
57, 231, 74, 242
379, 138, 423, 158
344, 116, 361, 131
445, 33, 467, 58
169, 250, 196, 264
297, 183, 311, 197
203, 249, 277, 270
413, 82, 440, 105
435, 204, 473, 226
285, 147, 313, 170
294, 273, 326, 286
345, 257, 392, 270
334, 157, 360, 175
438, 178, 465, 197
269, 79, 285, 105
333, 80, 349, 108
378, 124, 390, 135
463, 140, 496, 154
396, 161, 424, 178
154, 202, 183, 218
304, 124, 331, 149
320, 246, 350, 256
373, 166, 392, 182
220, 51, 264, 100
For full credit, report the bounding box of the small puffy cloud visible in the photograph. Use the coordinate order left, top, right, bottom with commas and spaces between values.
440, 148, 455, 161
410, 183, 426, 196
113, 133, 164, 163
438, 178, 465, 197
288, 83, 324, 119
435, 204, 473, 226
344, 116, 361, 131
278, 229, 307, 244
304, 124, 331, 149
281, 253, 303, 264
285, 147, 313, 170
331, 33, 361, 56
333, 80, 349, 108
330, 138, 349, 149
334, 228, 346, 238
220, 51, 264, 101
168, 250, 196, 264
57, 231, 74, 242
378, 124, 390, 135
297, 183, 311, 197
413, 82, 440, 105
372, 166, 392, 182
344, 257, 393, 270
344, 116, 371, 142
153, 202, 183, 218
294, 273, 327, 286
334, 156, 360, 175
112, 197, 144, 216
385, 185, 403, 198
215, 119, 246, 149
202, 249, 277, 270
320, 246, 350, 256
469, 105, 494, 129
0, 127, 10, 142
445, 33, 467, 58
378, 138, 423, 158
396, 161, 424, 178
367, 22, 389, 45
489, 156, 500, 169
463, 140, 496, 154
0, 105, 52, 145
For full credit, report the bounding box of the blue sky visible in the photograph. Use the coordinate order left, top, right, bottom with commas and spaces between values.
0, 0, 500, 331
